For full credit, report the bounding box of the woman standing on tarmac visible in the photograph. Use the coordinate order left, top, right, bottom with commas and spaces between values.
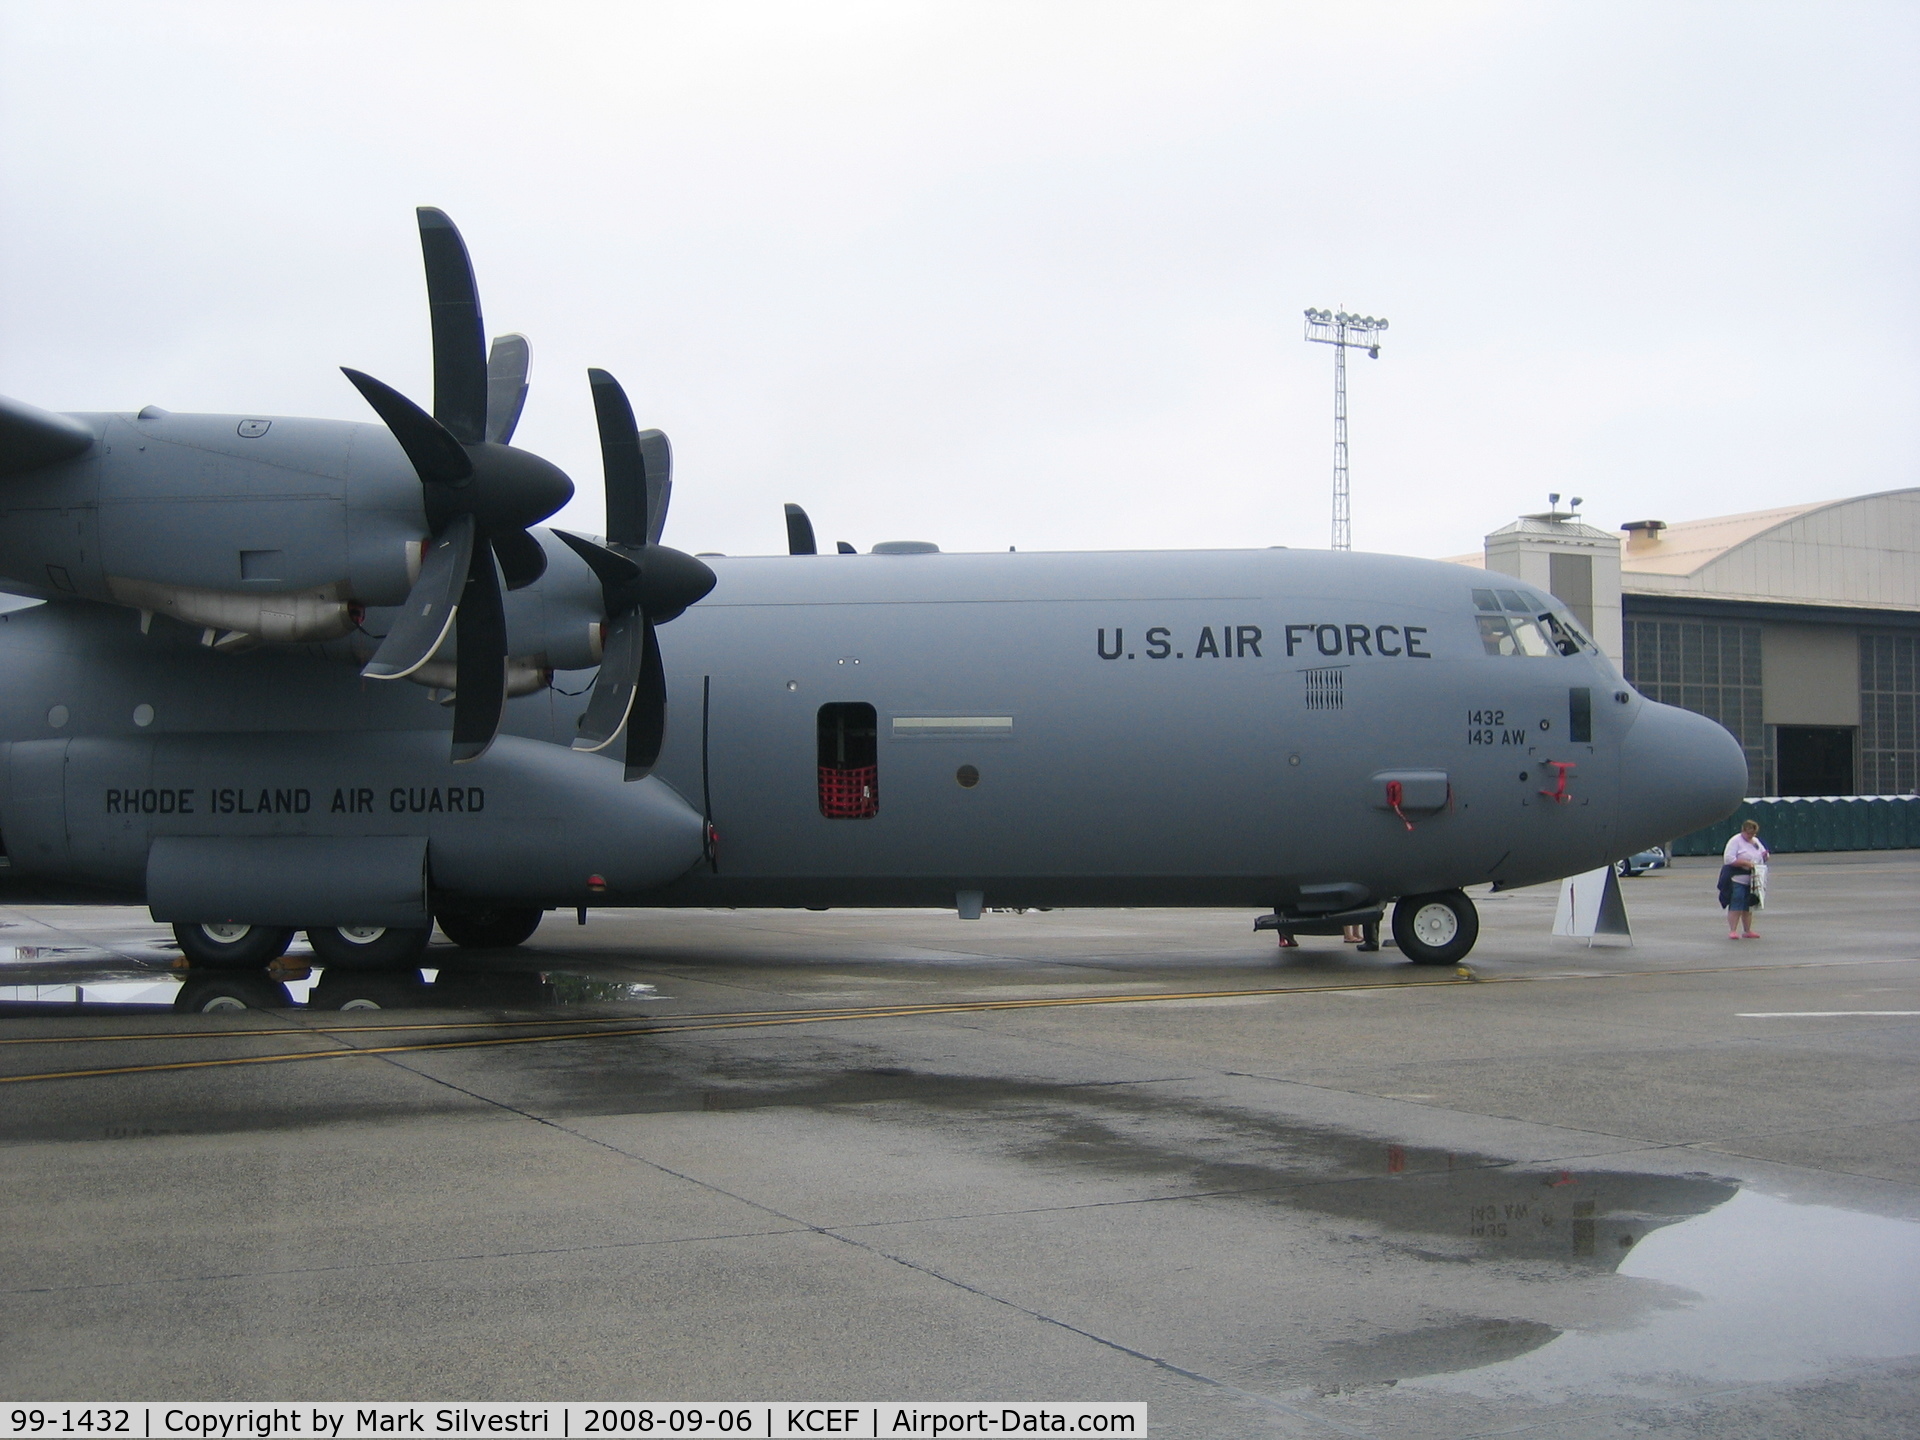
1719, 818, 1769, 939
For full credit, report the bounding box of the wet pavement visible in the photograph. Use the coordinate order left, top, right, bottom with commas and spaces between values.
2, 853, 1917, 1436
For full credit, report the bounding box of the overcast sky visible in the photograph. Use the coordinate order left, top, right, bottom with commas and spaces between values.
2, 2, 1915, 561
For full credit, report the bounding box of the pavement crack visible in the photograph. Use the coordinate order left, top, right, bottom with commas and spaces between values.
815, 1228, 1379, 1436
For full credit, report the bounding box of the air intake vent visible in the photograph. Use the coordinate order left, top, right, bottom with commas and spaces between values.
1304, 667, 1345, 710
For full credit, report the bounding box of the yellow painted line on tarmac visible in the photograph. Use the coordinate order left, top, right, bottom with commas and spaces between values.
3, 955, 1918, 1085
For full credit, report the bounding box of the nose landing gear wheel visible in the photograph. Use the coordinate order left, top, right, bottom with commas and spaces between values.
171, 922, 295, 969
306, 925, 432, 969
1391, 889, 1480, 965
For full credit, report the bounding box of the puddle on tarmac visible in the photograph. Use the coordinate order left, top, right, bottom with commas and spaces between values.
628, 1065, 1918, 1394
1384, 1188, 1920, 1406
901, 1081, 1918, 1401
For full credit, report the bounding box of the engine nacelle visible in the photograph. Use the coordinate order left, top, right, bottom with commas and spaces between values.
0, 409, 425, 609
0, 411, 618, 673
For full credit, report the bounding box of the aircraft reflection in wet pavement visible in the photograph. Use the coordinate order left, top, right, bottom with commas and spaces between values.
173, 964, 655, 1013
0, 954, 652, 1014
0, 208, 1749, 972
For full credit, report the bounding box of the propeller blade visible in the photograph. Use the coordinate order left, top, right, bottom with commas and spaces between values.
555, 528, 706, 779
490, 526, 548, 591
417, 207, 488, 445
553, 529, 642, 603
363, 513, 475, 680
485, 333, 530, 445
784, 503, 818, 556
639, 429, 672, 544
588, 369, 646, 548
572, 608, 645, 753
450, 541, 508, 763
341, 369, 472, 485
625, 621, 668, 780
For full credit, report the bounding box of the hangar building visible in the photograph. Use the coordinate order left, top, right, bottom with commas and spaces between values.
1460, 487, 1920, 798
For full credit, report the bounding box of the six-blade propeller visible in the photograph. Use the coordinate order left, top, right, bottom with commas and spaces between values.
346, 208, 713, 772
556, 371, 716, 779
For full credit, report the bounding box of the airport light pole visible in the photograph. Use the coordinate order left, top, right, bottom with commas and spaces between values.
1304, 309, 1388, 551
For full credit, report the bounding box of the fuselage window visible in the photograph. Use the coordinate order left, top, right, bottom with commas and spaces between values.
818, 702, 878, 818
1569, 687, 1593, 742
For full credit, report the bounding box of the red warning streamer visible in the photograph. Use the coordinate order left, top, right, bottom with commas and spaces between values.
1538, 760, 1576, 804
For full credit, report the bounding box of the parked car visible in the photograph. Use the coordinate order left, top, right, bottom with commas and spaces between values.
1615, 845, 1669, 877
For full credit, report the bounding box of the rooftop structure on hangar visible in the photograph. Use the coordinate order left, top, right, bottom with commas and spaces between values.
1451, 488, 1920, 799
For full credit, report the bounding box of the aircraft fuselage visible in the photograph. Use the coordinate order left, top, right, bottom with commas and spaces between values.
0, 536, 1746, 922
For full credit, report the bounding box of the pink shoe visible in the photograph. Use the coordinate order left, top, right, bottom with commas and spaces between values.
1729, 933, 1744, 940
1743, 931, 1761, 939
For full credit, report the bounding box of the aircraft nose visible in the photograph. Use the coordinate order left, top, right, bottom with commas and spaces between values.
1616, 698, 1749, 850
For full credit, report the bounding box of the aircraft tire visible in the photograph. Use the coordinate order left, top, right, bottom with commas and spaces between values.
306, 925, 432, 970
435, 906, 544, 950
1391, 890, 1479, 965
173, 973, 293, 1012
172, 922, 296, 970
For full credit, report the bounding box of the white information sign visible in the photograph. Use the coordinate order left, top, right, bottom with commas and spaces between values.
1551, 865, 1632, 947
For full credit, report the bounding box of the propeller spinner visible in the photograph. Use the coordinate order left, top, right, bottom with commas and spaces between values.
344, 208, 574, 763
556, 370, 716, 780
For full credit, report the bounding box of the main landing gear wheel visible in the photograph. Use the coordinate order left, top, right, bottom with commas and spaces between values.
305, 925, 432, 969
172, 922, 295, 970
435, 907, 543, 950
1391, 890, 1480, 966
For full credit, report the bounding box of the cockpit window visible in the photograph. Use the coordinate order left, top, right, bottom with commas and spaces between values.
1510, 615, 1555, 657
1538, 610, 1592, 657
1477, 614, 1517, 655
1472, 588, 1596, 657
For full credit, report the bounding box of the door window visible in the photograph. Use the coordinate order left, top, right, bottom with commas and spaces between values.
818, 703, 879, 818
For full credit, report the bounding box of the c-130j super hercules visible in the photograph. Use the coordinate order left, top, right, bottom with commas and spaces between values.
0, 209, 1745, 972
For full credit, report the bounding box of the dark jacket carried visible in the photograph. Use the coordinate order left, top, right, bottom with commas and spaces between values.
1717, 863, 1744, 909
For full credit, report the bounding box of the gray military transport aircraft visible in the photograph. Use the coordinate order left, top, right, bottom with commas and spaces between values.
0, 209, 1745, 974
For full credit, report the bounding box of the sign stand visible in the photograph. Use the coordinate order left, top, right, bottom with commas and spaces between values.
1553, 865, 1633, 946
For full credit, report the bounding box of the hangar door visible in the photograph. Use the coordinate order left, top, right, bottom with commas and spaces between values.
1776, 726, 1855, 796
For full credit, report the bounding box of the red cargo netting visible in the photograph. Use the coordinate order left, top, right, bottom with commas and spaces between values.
819, 764, 878, 818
